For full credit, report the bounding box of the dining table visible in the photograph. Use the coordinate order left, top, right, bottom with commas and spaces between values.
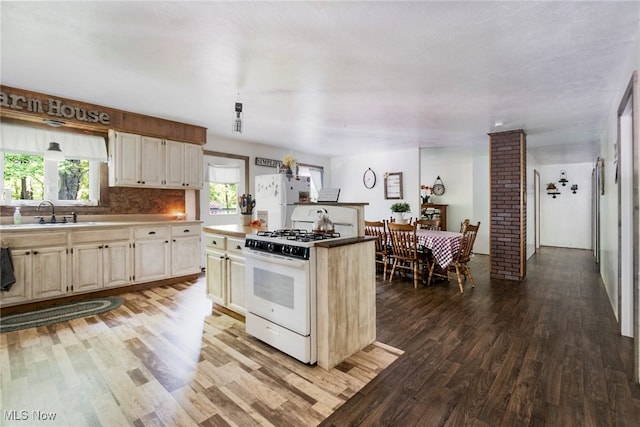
416, 229, 462, 269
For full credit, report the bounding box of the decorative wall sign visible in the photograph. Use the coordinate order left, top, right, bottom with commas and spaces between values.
0, 89, 110, 124
384, 172, 403, 199
255, 157, 280, 168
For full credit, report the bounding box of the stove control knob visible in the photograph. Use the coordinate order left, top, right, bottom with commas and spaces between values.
267, 242, 275, 252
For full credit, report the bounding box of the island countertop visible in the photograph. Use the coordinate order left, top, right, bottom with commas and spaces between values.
202, 224, 266, 238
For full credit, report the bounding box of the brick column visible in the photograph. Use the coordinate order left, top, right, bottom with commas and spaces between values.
489, 129, 526, 281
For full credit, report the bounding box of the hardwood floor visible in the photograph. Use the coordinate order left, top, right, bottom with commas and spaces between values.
0, 277, 400, 426
2, 246, 639, 426
322, 247, 640, 426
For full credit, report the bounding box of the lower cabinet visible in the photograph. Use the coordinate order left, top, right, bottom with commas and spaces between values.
205, 233, 245, 315
0, 222, 202, 308
171, 224, 201, 276
0, 232, 68, 306
134, 226, 171, 283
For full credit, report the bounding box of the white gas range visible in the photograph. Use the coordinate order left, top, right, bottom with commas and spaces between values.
243, 205, 359, 364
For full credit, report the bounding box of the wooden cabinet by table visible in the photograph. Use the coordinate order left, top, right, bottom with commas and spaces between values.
420, 203, 448, 231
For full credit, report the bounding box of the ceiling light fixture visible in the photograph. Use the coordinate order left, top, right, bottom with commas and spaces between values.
233, 94, 243, 134
44, 142, 64, 161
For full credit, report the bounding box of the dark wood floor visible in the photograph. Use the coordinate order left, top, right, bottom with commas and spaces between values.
322, 246, 640, 426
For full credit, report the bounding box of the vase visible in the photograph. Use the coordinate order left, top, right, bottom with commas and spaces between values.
279, 164, 293, 176
422, 196, 430, 204
393, 212, 407, 224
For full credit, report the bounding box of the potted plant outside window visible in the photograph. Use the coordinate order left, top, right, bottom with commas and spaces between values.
390, 202, 411, 224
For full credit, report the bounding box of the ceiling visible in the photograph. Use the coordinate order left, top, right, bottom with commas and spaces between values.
1, 1, 638, 164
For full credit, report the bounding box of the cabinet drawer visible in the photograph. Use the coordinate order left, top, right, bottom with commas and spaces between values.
204, 233, 226, 250
134, 226, 170, 240
2, 232, 67, 248
227, 237, 245, 256
171, 224, 201, 237
72, 228, 131, 243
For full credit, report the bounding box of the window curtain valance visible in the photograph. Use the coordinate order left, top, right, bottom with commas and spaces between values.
0, 123, 108, 162
207, 164, 240, 184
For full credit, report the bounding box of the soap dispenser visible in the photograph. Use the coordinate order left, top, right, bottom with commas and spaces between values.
13, 207, 21, 225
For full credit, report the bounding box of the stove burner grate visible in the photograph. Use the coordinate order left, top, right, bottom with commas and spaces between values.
257, 229, 342, 241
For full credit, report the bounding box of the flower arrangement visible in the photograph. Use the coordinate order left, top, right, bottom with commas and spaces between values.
279, 152, 297, 175
420, 184, 432, 203
390, 202, 411, 213
282, 152, 296, 168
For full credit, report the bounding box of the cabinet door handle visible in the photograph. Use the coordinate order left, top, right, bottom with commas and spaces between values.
183, 229, 190, 233
98, 245, 103, 249
148, 231, 156, 235
236, 245, 242, 250
173, 239, 176, 242
212, 240, 217, 245
33, 251, 38, 255
104, 245, 109, 248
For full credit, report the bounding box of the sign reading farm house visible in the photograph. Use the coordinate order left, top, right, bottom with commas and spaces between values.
0, 89, 110, 125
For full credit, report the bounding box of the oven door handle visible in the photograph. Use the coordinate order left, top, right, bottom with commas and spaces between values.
244, 250, 308, 269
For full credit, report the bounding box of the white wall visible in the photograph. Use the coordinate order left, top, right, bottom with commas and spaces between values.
330, 148, 420, 222
539, 163, 593, 249
419, 146, 490, 254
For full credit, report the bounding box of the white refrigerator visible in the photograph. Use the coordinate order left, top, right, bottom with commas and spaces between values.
254, 174, 311, 230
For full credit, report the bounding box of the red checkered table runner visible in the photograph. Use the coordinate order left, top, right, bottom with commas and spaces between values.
416, 229, 462, 268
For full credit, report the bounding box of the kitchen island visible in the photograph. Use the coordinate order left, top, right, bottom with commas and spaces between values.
203, 224, 377, 370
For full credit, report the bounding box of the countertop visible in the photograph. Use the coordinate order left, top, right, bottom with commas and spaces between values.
0, 219, 202, 232
203, 224, 266, 238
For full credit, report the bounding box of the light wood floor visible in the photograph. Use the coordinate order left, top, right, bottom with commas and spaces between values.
0, 280, 401, 426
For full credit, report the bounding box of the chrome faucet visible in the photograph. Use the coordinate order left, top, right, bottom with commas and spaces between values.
37, 199, 56, 223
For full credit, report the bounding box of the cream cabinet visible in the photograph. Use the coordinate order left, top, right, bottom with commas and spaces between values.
108, 131, 164, 187
0, 232, 68, 306
134, 225, 171, 283
164, 140, 203, 189
171, 224, 202, 276
109, 131, 202, 189
205, 233, 245, 315
72, 228, 132, 292
226, 237, 246, 315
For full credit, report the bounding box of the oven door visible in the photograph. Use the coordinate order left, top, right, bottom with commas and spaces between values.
244, 249, 312, 336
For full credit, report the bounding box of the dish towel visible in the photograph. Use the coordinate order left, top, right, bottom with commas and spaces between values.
1, 247, 16, 291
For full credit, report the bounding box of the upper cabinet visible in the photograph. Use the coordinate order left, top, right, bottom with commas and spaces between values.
165, 140, 203, 189
108, 131, 203, 189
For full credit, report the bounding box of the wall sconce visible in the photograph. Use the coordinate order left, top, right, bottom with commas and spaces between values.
571, 184, 578, 194
44, 142, 64, 161
559, 170, 569, 186
546, 182, 560, 198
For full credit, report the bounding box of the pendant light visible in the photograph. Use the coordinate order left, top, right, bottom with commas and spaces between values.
233, 93, 243, 133
45, 142, 64, 161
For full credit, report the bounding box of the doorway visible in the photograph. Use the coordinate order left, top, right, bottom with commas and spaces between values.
616, 71, 638, 383
534, 169, 540, 252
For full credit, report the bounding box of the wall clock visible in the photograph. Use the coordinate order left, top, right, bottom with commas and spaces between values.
432, 176, 445, 196
363, 168, 376, 189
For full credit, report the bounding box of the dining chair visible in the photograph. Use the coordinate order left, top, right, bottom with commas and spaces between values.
386, 222, 427, 288
449, 221, 480, 293
414, 218, 441, 230
364, 220, 389, 280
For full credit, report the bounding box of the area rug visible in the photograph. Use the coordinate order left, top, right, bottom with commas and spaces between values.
0, 296, 123, 333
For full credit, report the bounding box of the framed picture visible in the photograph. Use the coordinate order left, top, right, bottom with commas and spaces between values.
384, 172, 403, 199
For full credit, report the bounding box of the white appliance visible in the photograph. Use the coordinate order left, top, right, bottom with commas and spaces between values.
254, 174, 311, 230
244, 205, 358, 364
